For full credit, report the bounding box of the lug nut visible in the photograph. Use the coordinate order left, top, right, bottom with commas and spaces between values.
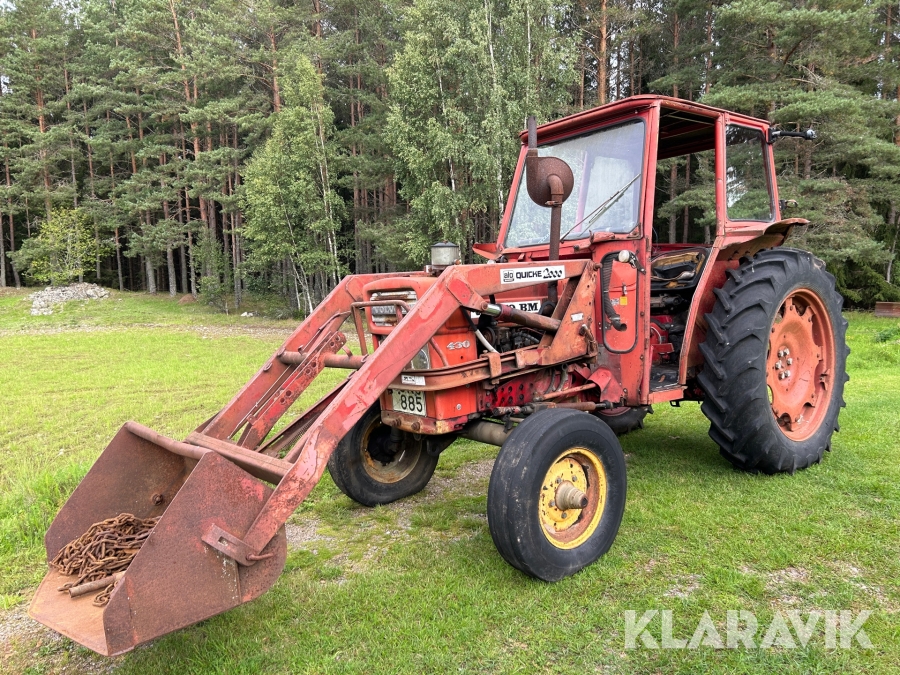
777, 349, 785, 358
783, 349, 790, 356
786, 358, 793, 365
785, 370, 791, 378
775, 361, 783, 370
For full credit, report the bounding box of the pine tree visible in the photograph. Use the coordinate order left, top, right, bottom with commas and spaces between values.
385, 0, 576, 267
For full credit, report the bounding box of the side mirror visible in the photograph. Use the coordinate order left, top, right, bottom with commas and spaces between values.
779, 199, 799, 211
768, 128, 816, 143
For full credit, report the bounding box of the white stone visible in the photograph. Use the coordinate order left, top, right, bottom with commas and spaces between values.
28, 283, 110, 315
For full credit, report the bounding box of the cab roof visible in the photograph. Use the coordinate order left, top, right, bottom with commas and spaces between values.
521, 95, 771, 149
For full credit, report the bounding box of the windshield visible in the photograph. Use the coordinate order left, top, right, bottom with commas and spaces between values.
505, 120, 645, 248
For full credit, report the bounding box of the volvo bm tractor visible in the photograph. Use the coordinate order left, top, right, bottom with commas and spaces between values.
30, 95, 848, 655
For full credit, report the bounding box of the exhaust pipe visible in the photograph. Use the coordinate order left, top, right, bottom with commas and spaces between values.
524, 115, 574, 305
460, 420, 512, 447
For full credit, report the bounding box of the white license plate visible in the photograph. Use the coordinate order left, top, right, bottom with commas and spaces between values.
391, 389, 426, 416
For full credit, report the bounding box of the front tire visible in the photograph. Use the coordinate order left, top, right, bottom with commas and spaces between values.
697, 248, 849, 474
487, 409, 627, 581
327, 404, 438, 506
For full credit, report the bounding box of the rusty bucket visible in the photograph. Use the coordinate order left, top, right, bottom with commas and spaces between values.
28, 423, 287, 656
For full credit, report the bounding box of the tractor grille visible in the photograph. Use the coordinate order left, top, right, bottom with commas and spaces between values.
369, 290, 418, 327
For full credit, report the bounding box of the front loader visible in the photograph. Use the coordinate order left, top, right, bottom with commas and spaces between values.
30, 95, 848, 655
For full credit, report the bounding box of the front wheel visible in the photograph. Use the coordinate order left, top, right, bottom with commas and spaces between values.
487, 408, 627, 581
697, 248, 849, 474
327, 404, 438, 506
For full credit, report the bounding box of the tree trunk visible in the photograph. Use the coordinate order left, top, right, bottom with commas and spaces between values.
598, 0, 608, 105
115, 227, 124, 291
188, 232, 198, 297
127, 248, 133, 291
231, 123, 243, 306
63, 66, 78, 208
168, 0, 211, 279
669, 163, 678, 243
166, 247, 177, 296
232, 216, 241, 307
0, 207, 6, 288
682, 155, 691, 242
145, 257, 157, 294
672, 13, 680, 99
5, 162, 19, 289
704, 10, 714, 94
888, 202, 898, 283
180, 245, 188, 294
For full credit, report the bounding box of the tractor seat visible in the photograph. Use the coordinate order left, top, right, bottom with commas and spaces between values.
649, 247, 709, 291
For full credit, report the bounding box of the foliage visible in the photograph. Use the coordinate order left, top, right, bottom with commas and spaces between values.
874, 323, 900, 343
385, 0, 577, 266
0, 0, 899, 305
9, 209, 99, 285
242, 52, 345, 313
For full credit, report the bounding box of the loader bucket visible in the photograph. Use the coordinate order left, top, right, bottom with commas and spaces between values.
28, 424, 287, 656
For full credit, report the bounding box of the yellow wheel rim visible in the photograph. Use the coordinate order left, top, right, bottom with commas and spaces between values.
538, 447, 607, 549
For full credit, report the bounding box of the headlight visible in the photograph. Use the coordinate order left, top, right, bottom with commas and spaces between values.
405, 346, 431, 371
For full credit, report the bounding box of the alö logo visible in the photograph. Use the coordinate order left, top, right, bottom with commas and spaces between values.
500, 266, 565, 284
624, 610, 873, 649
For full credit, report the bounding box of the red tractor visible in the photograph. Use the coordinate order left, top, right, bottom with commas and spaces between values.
30, 95, 848, 655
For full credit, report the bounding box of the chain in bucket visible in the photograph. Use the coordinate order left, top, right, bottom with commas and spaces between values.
51, 513, 160, 606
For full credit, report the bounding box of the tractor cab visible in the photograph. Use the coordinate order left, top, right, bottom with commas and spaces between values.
477, 96, 800, 405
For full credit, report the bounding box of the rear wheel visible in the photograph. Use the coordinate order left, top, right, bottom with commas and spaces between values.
697, 248, 849, 473
327, 404, 438, 506
487, 408, 627, 581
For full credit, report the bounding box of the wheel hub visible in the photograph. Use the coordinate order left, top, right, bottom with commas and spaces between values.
361, 420, 419, 484
767, 290, 835, 441
538, 449, 607, 549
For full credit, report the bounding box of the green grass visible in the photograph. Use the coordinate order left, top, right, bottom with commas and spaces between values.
1, 289, 898, 674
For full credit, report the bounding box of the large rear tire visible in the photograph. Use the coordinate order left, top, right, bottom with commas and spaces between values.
327, 405, 438, 506
697, 248, 849, 474
487, 408, 627, 581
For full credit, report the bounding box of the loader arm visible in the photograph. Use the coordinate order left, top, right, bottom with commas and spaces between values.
200, 271, 427, 446
204, 260, 591, 563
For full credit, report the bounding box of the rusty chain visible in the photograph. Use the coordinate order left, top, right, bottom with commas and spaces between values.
51, 513, 159, 606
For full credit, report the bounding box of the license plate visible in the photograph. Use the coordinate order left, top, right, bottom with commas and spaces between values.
391, 389, 426, 416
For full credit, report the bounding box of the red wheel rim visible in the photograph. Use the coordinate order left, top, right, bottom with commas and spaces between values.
766, 289, 836, 441
600, 407, 630, 418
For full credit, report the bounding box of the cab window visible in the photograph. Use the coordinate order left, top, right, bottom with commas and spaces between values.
725, 125, 773, 222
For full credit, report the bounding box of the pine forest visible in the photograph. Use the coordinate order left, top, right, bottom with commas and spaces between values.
1, 0, 899, 312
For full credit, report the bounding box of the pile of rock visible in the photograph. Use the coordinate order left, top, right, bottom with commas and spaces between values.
29, 283, 110, 316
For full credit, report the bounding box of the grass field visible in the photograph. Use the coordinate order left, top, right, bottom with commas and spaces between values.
1, 287, 899, 674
